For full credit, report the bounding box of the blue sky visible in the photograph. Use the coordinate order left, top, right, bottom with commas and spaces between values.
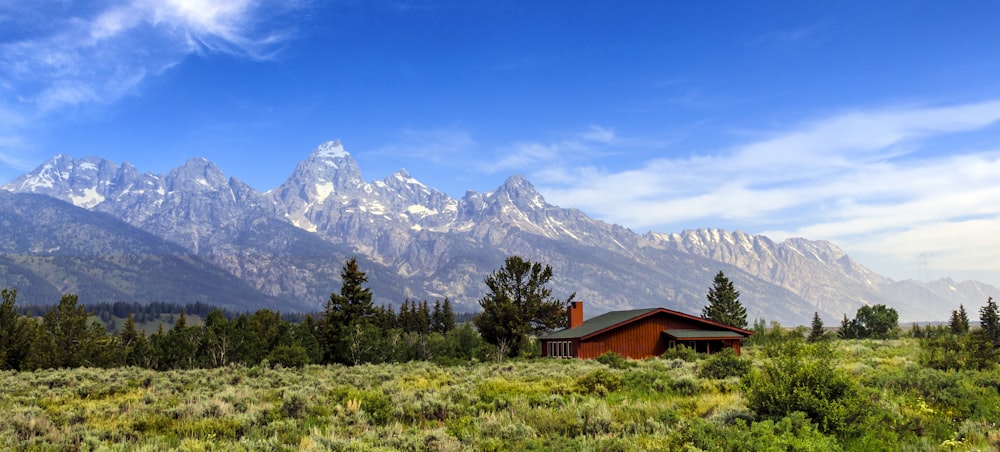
3, 1, 1000, 287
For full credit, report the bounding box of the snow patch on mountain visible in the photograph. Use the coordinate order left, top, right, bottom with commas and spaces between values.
313, 140, 347, 162
69, 187, 105, 208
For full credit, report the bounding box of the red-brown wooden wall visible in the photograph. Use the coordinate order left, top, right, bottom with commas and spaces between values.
577, 312, 740, 359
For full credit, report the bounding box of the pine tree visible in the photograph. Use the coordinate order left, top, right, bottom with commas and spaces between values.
808, 312, 825, 342
701, 271, 748, 329
950, 310, 961, 334
1, 288, 30, 370
838, 314, 858, 339
432, 300, 445, 334
42, 294, 95, 368
441, 298, 456, 333
320, 257, 376, 364
474, 256, 571, 358
980, 297, 1000, 344
417, 300, 430, 335
120, 313, 139, 348
958, 304, 970, 333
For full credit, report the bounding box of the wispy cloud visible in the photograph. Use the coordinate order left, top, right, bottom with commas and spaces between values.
522, 100, 1000, 281
0, 0, 303, 170
367, 127, 476, 165
482, 125, 621, 173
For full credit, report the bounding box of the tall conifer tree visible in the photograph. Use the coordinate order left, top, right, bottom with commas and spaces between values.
701, 271, 748, 329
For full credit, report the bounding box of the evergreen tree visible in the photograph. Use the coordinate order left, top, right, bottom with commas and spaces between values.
399, 300, 415, 333
910, 322, 923, 339
295, 314, 323, 364
808, 312, 825, 342
473, 256, 571, 358
838, 314, 858, 339
320, 257, 376, 364
441, 298, 456, 333
0, 288, 30, 370
374, 304, 397, 331
432, 300, 445, 334
38, 294, 97, 368
416, 300, 431, 335
980, 297, 1000, 344
701, 271, 748, 329
950, 305, 970, 335
120, 312, 140, 348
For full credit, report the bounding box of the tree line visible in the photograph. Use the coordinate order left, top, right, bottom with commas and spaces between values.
0, 258, 486, 371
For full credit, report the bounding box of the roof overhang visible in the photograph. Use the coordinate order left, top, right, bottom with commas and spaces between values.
662, 330, 747, 341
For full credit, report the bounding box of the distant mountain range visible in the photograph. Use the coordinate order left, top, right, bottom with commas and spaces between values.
2, 141, 995, 324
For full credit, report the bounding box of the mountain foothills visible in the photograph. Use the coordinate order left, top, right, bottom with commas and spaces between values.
2, 141, 995, 324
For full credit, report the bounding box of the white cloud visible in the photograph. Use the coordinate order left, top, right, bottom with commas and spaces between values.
526, 100, 1000, 284
369, 127, 476, 163
483, 125, 620, 173
0, 0, 302, 171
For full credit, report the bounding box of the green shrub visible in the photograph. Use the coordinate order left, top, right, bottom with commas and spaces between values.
698, 348, 750, 379
595, 351, 634, 369
743, 340, 871, 436
919, 330, 998, 371
661, 344, 701, 362
575, 369, 621, 395
266, 345, 310, 368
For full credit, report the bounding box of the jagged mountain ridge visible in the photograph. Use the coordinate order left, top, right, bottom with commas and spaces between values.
3, 141, 995, 323
0, 192, 291, 310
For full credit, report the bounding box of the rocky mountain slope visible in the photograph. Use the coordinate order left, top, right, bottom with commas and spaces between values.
0, 192, 290, 310
3, 141, 995, 324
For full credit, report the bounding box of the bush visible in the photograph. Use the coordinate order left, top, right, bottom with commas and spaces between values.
743, 340, 871, 436
575, 369, 621, 395
595, 351, 633, 369
266, 345, 310, 368
919, 330, 998, 371
661, 344, 700, 362
698, 348, 750, 379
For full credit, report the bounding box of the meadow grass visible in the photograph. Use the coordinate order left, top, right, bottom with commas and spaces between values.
1, 338, 997, 450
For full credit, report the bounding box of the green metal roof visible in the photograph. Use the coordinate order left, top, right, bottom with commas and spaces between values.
539, 308, 659, 340
663, 330, 746, 340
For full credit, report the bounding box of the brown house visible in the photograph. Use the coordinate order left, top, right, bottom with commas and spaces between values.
539, 301, 753, 359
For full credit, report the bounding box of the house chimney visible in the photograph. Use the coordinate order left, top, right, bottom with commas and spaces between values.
568, 301, 583, 329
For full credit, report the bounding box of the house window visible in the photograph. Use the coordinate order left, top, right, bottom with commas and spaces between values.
547, 341, 573, 358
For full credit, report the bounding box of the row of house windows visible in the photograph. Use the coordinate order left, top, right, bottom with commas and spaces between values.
547, 340, 573, 358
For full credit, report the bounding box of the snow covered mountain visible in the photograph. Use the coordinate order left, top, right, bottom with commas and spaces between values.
3, 140, 995, 324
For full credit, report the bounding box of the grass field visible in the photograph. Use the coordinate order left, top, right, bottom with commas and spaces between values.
1, 338, 998, 451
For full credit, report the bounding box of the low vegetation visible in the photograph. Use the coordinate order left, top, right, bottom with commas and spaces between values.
1, 334, 998, 450
2, 261, 999, 449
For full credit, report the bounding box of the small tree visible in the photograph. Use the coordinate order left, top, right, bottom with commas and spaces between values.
701, 271, 748, 329
1, 288, 30, 370
320, 257, 376, 364
474, 256, 571, 358
808, 312, 825, 342
838, 314, 859, 339
840, 304, 899, 340
980, 297, 1000, 344
950, 304, 970, 334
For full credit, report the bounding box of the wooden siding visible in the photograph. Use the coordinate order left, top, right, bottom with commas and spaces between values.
540, 308, 750, 359
578, 315, 670, 359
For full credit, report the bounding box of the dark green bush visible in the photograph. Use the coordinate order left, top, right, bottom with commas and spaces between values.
595, 351, 633, 369
661, 344, 700, 362
919, 330, 998, 371
698, 348, 750, 379
575, 369, 621, 395
743, 340, 871, 436
266, 345, 310, 368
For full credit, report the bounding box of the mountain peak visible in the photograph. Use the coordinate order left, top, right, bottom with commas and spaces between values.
167, 157, 228, 192
311, 140, 349, 161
